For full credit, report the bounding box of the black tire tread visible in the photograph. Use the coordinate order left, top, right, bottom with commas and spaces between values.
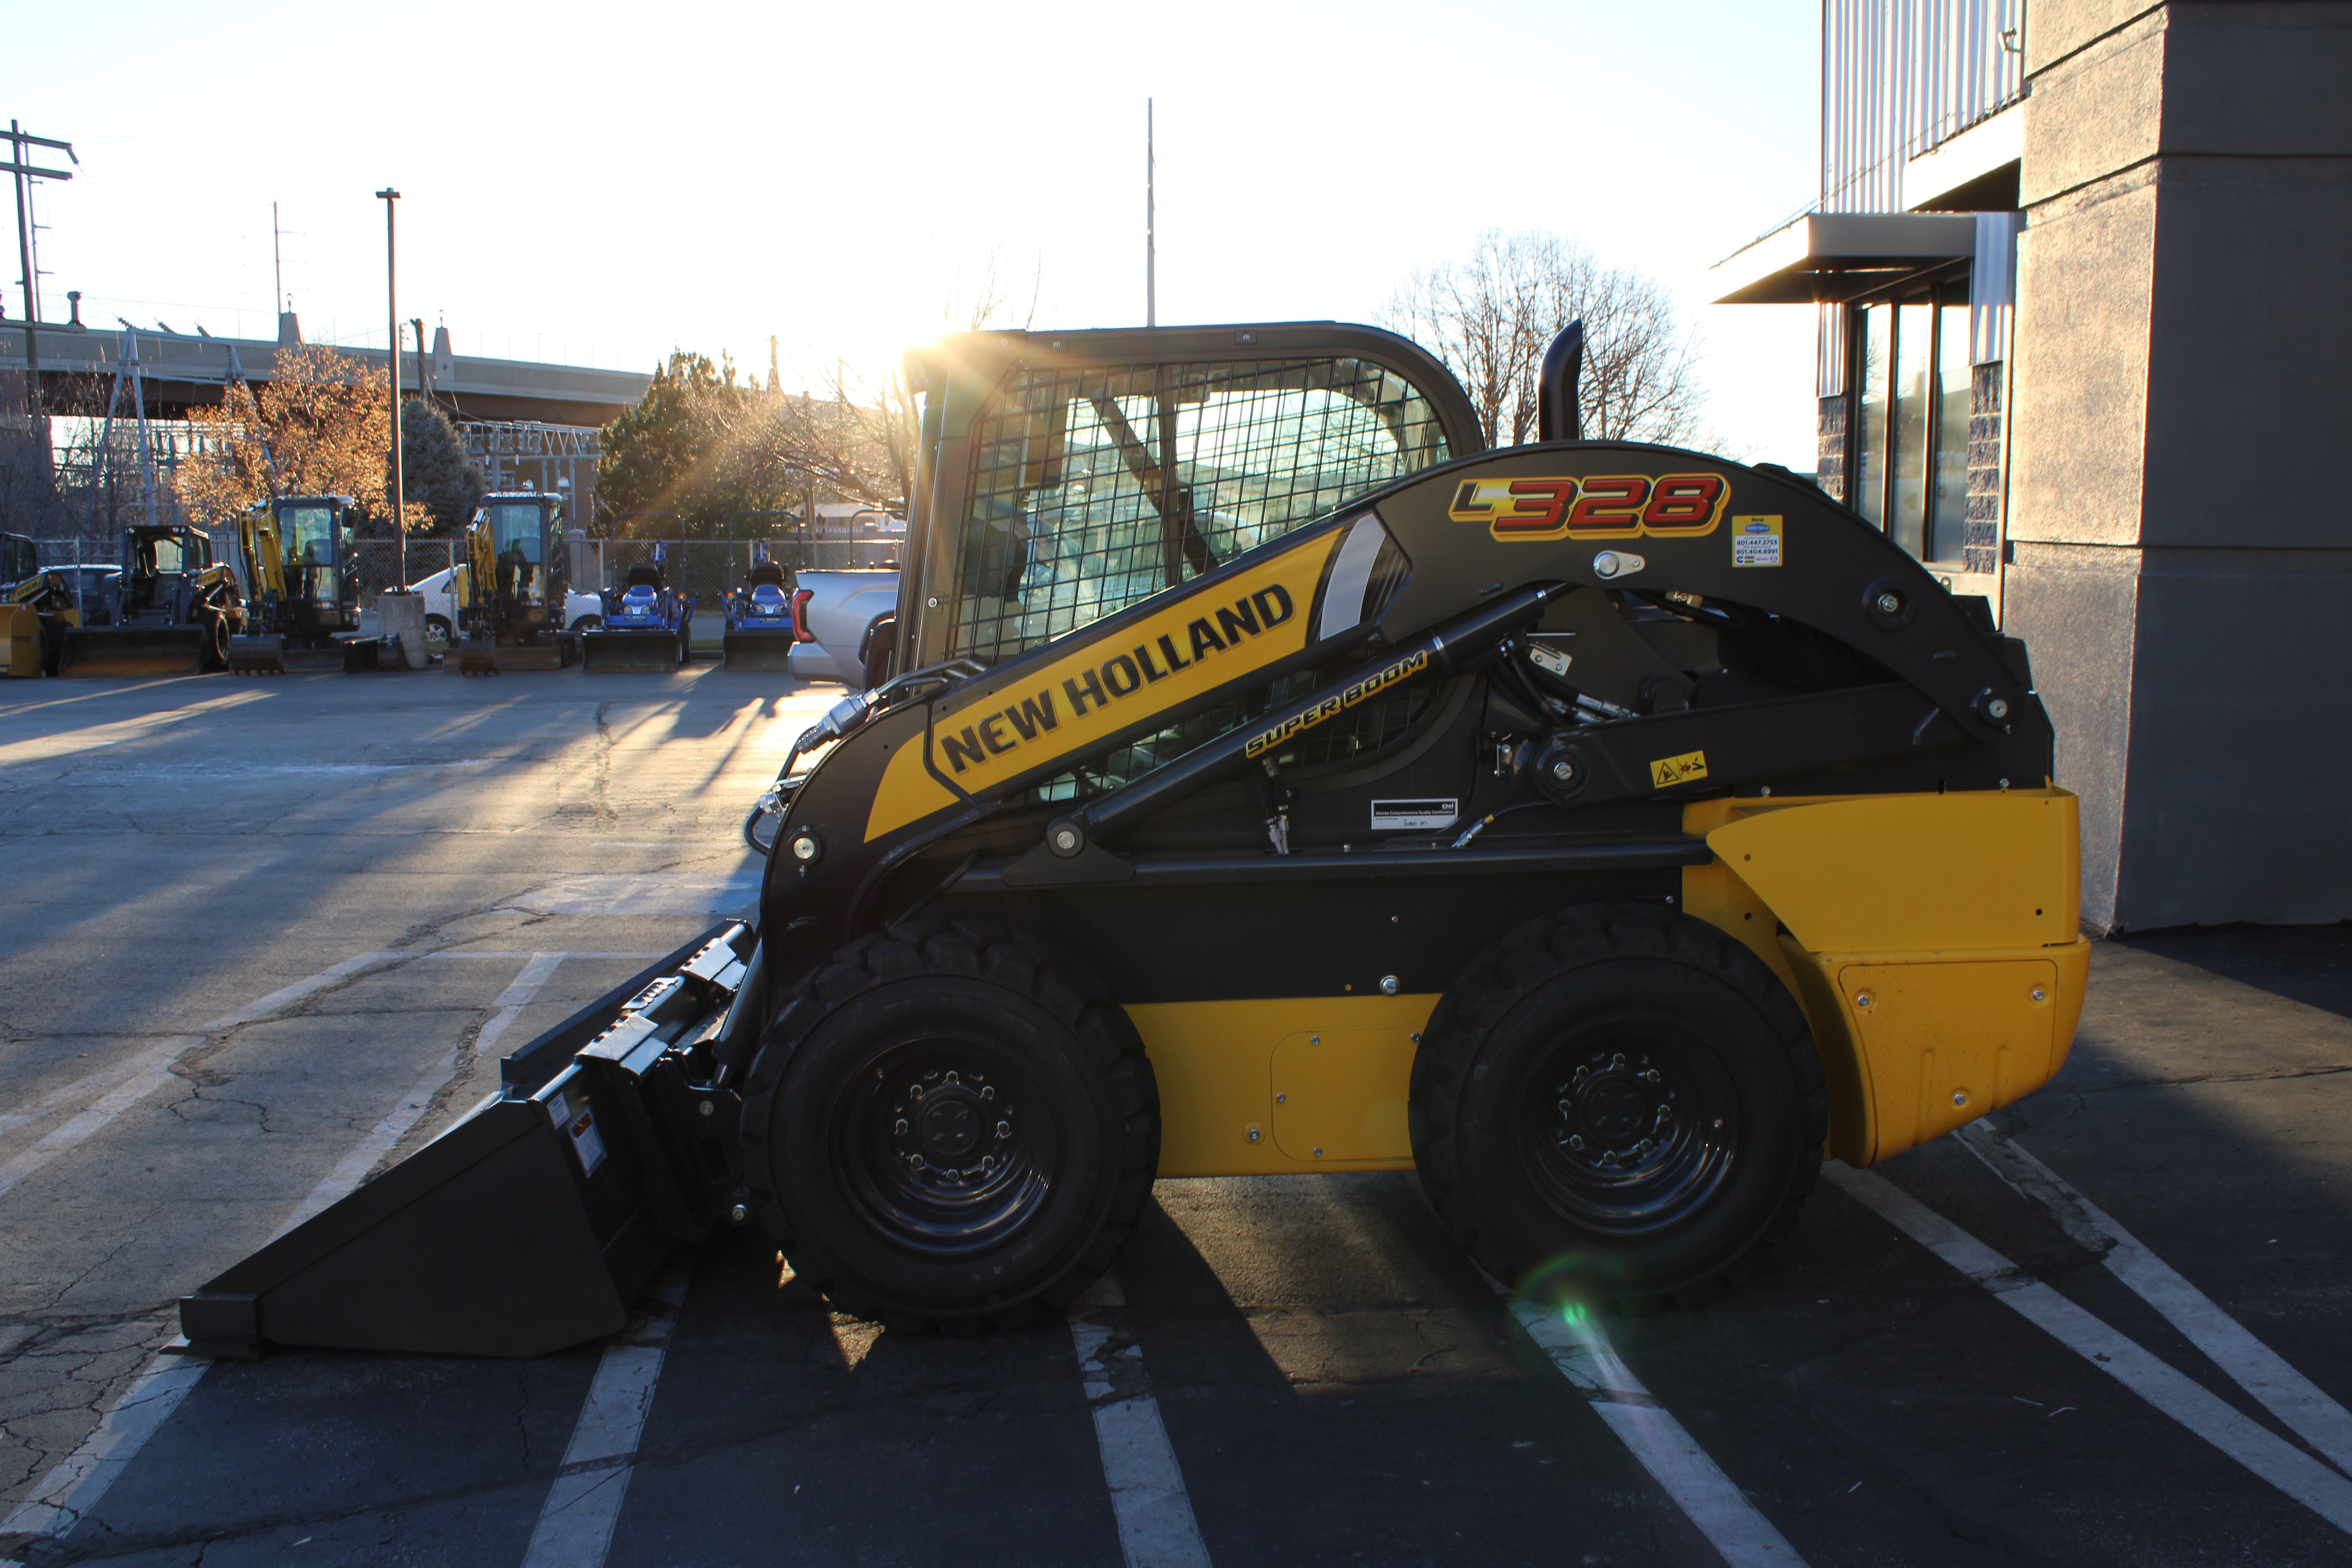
739, 918, 1159, 1334
1408, 901, 1826, 1303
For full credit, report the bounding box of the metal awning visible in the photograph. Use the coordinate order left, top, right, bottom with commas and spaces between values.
1710, 212, 1979, 305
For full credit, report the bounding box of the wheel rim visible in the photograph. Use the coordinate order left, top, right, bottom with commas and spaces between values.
1515, 1015, 1739, 1238
829, 1031, 1056, 1259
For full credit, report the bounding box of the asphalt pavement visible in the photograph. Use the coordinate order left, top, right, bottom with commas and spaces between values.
0, 665, 2347, 1567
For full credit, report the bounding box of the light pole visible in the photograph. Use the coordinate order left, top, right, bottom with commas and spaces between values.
376, 187, 404, 586
1145, 99, 1155, 328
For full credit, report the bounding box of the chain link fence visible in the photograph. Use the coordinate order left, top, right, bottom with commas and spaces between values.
347, 540, 463, 607
25, 532, 901, 619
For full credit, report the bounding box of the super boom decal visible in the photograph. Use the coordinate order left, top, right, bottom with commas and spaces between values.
1448, 472, 1730, 541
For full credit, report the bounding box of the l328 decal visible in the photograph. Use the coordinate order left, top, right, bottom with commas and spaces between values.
1448, 473, 1729, 541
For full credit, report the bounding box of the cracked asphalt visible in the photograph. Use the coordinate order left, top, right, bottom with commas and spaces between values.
3, 669, 2350, 1566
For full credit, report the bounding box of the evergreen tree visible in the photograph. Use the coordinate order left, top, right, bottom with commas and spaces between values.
393, 399, 484, 535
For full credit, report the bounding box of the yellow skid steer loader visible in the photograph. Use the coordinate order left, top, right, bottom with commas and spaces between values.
58, 526, 238, 677
179, 322, 2085, 1357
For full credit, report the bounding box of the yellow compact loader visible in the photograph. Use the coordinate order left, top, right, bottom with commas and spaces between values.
2, 533, 80, 677
58, 526, 240, 677
180, 322, 2086, 1358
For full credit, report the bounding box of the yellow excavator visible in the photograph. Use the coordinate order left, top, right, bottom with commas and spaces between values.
223, 495, 365, 675
57, 525, 241, 677
454, 492, 579, 673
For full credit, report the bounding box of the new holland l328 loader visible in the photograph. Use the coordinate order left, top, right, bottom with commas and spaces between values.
179, 322, 2086, 1357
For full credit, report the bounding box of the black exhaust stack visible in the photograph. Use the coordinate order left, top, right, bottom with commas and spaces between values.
1537, 319, 1585, 442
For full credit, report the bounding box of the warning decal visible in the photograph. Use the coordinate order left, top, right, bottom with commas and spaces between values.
1650, 750, 1710, 788
1731, 515, 1783, 567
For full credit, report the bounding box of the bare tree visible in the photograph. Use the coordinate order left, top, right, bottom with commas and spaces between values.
1383, 231, 1704, 449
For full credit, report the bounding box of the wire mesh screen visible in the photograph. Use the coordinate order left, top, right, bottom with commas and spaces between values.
349, 540, 461, 607
949, 357, 1453, 664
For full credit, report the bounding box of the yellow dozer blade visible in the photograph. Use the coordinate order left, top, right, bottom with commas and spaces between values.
721, 630, 796, 671
582, 630, 685, 673
58, 625, 206, 678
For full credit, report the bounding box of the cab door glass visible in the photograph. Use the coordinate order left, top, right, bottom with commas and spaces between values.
950, 357, 1452, 664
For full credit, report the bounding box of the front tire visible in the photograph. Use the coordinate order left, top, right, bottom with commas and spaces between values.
740, 921, 1159, 1332
424, 613, 454, 652
1410, 902, 1824, 1305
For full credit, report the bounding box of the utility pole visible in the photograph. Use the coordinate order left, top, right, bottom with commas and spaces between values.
272, 200, 283, 310
1145, 99, 1156, 328
376, 187, 404, 586
5, 121, 77, 424
412, 316, 427, 400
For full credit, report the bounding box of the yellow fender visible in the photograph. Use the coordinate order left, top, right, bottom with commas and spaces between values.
1682, 789, 2089, 1166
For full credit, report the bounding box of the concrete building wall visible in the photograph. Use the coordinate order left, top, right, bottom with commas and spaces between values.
2005, 0, 2352, 929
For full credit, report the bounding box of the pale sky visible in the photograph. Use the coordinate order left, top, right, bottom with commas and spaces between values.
11, 0, 1824, 464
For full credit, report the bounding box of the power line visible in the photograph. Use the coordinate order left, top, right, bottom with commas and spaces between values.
4, 118, 78, 421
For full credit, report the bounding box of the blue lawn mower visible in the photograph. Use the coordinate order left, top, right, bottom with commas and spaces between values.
721, 544, 800, 671
582, 544, 693, 673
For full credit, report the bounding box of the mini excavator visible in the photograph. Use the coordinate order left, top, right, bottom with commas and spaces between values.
224, 495, 365, 675
455, 492, 577, 673
180, 322, 2086, 1357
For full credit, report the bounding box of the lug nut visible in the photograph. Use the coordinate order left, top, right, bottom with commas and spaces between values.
895, 1118, 909, 1135
996, 1120, 1010, 1138
1875, 590, 1902, 616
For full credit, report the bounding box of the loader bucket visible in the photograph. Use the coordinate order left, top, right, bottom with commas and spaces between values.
722, 630, 797, 671
226, 635, 289, 676
177, 930, 739, 1358
497, 638, 577, 672
58, 625, 206, 678
583, 630, 685, 673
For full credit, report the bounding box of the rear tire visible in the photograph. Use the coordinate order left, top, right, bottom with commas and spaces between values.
425, 613, 454, 652
739, 921, 1160, 1332
1410, 902, 1824, 1307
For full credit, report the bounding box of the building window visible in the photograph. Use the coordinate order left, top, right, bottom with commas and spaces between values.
1849, 274, 1973, 566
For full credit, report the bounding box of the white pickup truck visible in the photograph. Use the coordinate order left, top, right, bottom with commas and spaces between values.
404, 566, 606, 646
786, 569, 900, 685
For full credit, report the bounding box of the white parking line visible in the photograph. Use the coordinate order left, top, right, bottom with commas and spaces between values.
0, 949, 590, 1558
501, 870, 763, 917
1069, 1274, 1214, 1568
1956, 1121, 2352, 1478
521, 1264, 693, 1568
0, 1037, 203, 1204
0, 953, 401, 1147
265, 953, 567, 1243
1826, 1163, 2352, 1536
1511, 1299, 1811, 1567
0, 1351, 209, 1551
